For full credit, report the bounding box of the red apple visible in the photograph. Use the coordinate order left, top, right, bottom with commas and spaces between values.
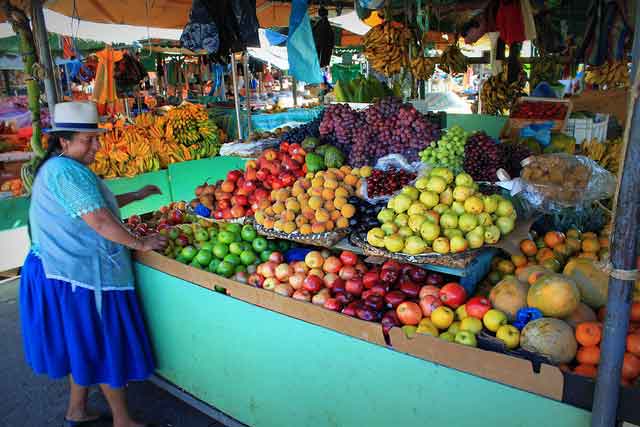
408, 267, 427, 283
339, 251, 358, 266
305, 251, 324, 269
227, 170, 243, 182
339, 266, 357, 281
345, 278, 364, 296
275, 263, 293, 282
356, 307, 378, 322
426, 272, 445, 287
384, 290, 407, 308
248, 273, 264, 288
419, 285, 441, 300
274, 283, 294, 297
289, 273, 306, 290
323, 298, 342, 312
382, 260, 401, 272
262, 277, 279, 291
369, 284, 388, 297
334, 292, 353, 306
292, 261, 309, 275
260, 261, 277, 279
419, 295, 442, 317
381, 310, 401, 335
379, 268, 399, 285
364, 294, 385, 311
175, 235, 190, 247
323, 273, 343, 289
354, 262, 368, 275
312, 289, 330, 305
361, 290, 374, 300
127, 215, 141, 226
439, 283, 467, 309
269, 252, 284, 264
342, 301, 361, 317
362, 271, 380, 289
303, 275, 324, 293
292, 289, 312, 301
466, 296, 492, 319
399, 281, 421, 299
308, 268, 324, 279
400, 264, 414, 280
322, 256, 343, 274
331, 280, 346, 295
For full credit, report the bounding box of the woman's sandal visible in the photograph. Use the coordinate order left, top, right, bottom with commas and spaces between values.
62, 413, 112, 427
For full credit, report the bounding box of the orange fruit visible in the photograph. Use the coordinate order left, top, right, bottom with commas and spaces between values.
582, 238, 601, 253
283, 222, 297, 234
511, 254, 527, 268
627, 334, 640, 356
324, 179, 338, 190
308, 196, 323, 210
335, 187, 349, 198
325, 220, 335, 231
573, 364, 598, 378
341, 203, 356, 219
576, 322, 603, 347
331, 210, 342, 221
336, 217, 349, 229
295, 216, 308, 228
577, 345, 601, 365
299, 224, 312, 235
544, 231, 566, 248
322, 188, 335, 201
324, 200, 335, 211
535, 247, 555, 263
334, 197, 348, 210
344, 174, 358, 186
315, 209, 330, 223
622, 353, 640, 380
311, 223, 326, 234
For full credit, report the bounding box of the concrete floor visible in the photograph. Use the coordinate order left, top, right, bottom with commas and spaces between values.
0, 278, 223, 427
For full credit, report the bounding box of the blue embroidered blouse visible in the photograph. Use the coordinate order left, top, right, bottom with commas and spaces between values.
29, 156, 135, 314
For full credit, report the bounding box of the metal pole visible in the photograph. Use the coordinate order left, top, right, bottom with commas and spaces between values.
292, 76, 298, 107
30, 0, 59, 112
591, 15, 640, 427
230, 53, 243, 140
243, 52, 252, 137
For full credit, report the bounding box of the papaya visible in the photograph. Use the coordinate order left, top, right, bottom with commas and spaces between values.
521, 318, 577, 364
527, 273, 580, 318
489, 277, 529, 321
563, 258, 608, 309
516, 265, 550, 286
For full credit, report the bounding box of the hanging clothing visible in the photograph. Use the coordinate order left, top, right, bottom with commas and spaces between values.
495, 0, 526, 45
577, 0, 633, 66
312, 7, 335, 68
62, 36, 76, 59
93, 47, 124, 107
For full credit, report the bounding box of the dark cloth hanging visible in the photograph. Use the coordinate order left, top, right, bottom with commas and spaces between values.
115, 52, 146, 95
180, 0, 220, 54
312, 7, 334, 68
576, 0, 633, 66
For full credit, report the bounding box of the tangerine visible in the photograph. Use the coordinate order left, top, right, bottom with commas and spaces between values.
511, 255, 528, 268
622, 353, 640, 380
341, 203, 356, 219
536, 247, 555, 263
336, 217, 349, 229
573, 364, 598, 378
627, 334, 640, 356
576, 322, 603, 347
544, 231, 566, 248
582, 238, 601, 253
576, 345, 601, 365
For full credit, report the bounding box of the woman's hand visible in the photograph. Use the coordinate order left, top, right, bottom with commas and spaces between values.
140, 233, 169, 252
137, 185, 162, 200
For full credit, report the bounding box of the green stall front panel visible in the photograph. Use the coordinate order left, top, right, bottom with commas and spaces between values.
167, 156, 247, 203
103, 170, 172, 219
135, 264, 591, 427
0, 195, 29, 231
447, 114, 508, 139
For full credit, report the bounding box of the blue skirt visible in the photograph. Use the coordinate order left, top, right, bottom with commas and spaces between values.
20, 252, 155, 388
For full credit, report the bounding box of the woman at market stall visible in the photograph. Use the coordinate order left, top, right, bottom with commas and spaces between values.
20, 101, 167, 427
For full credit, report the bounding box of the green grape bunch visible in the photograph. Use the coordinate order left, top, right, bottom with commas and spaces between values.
419, 125, 469, 172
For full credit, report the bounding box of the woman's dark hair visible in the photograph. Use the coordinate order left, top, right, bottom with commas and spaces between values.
34, 131, 76, 176
461, 18, 481, 38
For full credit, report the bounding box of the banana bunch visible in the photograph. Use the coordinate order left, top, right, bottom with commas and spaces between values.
585, 61, 630, 89
439, 43, 468, 75
480, 67, 527, 115
364, 22, 413, 77
410, 56, 436, 80
91, 126, 162, 179
583, 137, 623, 174
530, 55, 561, 90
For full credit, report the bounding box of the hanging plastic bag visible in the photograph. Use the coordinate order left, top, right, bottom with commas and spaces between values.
519, 122, 554, 147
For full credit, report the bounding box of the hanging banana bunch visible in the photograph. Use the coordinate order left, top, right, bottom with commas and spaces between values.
363, 21, 413, 77
439, 43, 468, 75
480, 65, 527, 115
530, 55, 561, 90
585, 61, 630, 89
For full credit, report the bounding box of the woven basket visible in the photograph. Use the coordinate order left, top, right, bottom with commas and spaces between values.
253, 222, 349, 247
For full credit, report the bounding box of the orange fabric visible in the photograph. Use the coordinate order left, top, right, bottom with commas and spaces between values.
92, 47, 124, 111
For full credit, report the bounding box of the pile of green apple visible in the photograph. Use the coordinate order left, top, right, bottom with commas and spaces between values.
162, 222, 291, 280
366, 167, 517, 255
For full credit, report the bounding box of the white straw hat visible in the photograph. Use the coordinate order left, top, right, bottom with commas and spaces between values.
46, 101, 106, 133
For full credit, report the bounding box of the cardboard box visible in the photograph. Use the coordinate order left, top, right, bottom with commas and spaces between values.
388, 328, 565, 401
134, 251, 386, 347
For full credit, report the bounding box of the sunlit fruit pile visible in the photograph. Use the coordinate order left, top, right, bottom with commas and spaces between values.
366, 167, 517, 255
254, 167, 363, 235
419, 125, 469, 171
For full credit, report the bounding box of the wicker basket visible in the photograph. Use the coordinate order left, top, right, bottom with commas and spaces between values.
253, 221, 349, 247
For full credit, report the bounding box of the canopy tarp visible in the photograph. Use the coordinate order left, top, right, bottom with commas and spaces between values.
329, 11, 370, 36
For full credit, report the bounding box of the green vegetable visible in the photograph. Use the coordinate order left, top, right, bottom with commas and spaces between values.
334, 81, 346, 102
305, 152, 325, 172
324, 146, 345, 168
301, 136, 320, 152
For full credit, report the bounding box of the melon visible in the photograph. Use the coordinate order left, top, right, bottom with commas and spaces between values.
489, 277, 529, 321
563, 258, 608, 309
563, 302, 597, 329
527, 273, 580, 318
520, 318, 578, 364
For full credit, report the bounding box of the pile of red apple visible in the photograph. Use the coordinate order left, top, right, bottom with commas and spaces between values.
194, 144, 307, 220
125, 201, 191, 236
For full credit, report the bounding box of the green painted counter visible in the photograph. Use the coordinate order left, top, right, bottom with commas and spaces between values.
134, 263, 591, 427
447, 114, 507, 139
103, 170, 172, 219
0, 195, 29, 231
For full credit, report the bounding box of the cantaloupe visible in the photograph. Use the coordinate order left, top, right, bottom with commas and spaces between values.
563, 258, 608, 309
563, 302, 597, 328
527, 273, 580, 318
521, 318, 578, 364
489, 277, 529, 321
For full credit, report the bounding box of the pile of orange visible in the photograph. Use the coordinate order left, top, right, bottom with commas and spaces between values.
0, 178, 23, 196
254, 167, 362, 235
570, 303, 640, 387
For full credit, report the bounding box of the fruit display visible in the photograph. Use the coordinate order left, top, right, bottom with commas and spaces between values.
366, 167, 517, 255
438, 43, 468, 75
304, 140, 346, 172
332, 75, 398, 103
585, 60, 630, 89
520, 155, 592, 204
582, 137, 623, 174
463, 132, 502, 182
350, 197, 386, 232
363, 22, 412, 77
511, 101, 568, 121
364, 167, 415, 199
0, 178, 23, 196
253, 167, 363, 235
320, 98, 442, 167
480, 67, 527, 116
92, 104, 223, 178
193, 143, 307, 219
419, 125, 469, 171
280, 114, 321, 145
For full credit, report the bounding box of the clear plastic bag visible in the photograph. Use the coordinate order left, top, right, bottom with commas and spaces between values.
361, 154, 425, 203
218, 138, 280, 157
517, 153, 616, 212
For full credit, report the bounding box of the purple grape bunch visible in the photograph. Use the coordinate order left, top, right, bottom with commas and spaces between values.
463, 132, 503, 182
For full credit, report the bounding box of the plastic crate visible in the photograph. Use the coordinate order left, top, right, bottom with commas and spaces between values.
566, 114, 609, 143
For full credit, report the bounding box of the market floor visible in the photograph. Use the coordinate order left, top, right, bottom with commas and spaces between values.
0, 278, 224, 427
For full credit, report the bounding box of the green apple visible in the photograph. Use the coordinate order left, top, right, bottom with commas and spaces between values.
464, 196, 484, 214
439, 331, 455, 342
179, 224, 193, 236
199, 241, 214, 252
448, 321, 462, 335
217, 231, 235, 245
195, 249, 213, 266
239, 250, 257, 265
168, 227, 180, 240
483, 309, 508, 332
482, 195, 499, 214
213, 243, 229, 259
384, 234, 405, 253
392, 194, 413, 214
433, 203, 449, 215
426, 176, 447, 193
240, 224, 257, 242
432, 237, 450, 254
180, 246, 197, 262
453, 185, 474, 202
496, 198, 515, 217
407, 202, 428, 217
398, 226, 414, 238
223, 253, 241, 266
377, 208, 396, 224
440, 212, 458, 229
229, 242, 244, 255
443, 228, 463, 239
458, 213, 479, 233
367, 227, 386, 247
466, 231, 485, 249
402, 325, 418, 338
381, 222, 399, 236
195, 228, 209, 242
450, 236, 469, 253
404, 236, 428, 255
394, 213, 410, 227
496, 216, 515, 235
460, 316, 483, 334
420, 221, 441, 242
484, 225, 501, 244
207, 258, 221, 273
455, 172, 474, 187
451, 201, 466, 216
225, 223, 241, 234
216, 261, 234, 278
408, 214, 427, 233
439, 187, 453, 206
190, 258, 203, 269
477, 212, 493, 226
430, 167, 454, 184
401, 186, 420, 201
455, 305, 468, 320
415, 176, 430, 191
454, 330, 478, 347
496, 324, 521, 349
419, 191, 440, 208
251, 237, 268, 252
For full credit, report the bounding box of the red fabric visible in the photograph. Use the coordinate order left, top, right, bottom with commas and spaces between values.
495, 0, 526, 45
